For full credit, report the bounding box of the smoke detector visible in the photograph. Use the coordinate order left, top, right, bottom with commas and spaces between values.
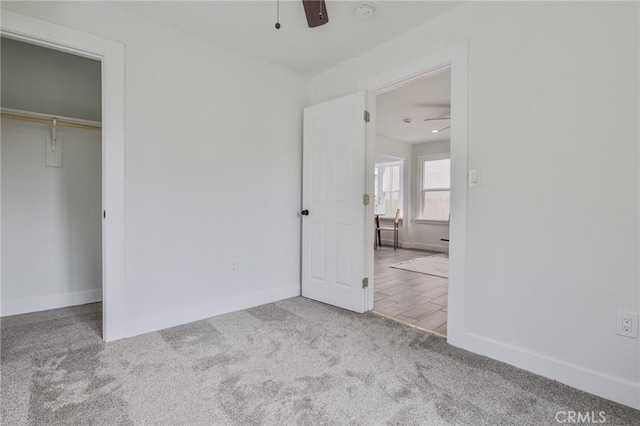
354, 3, 375, 20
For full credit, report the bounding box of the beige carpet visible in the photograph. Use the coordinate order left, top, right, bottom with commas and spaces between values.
389, 253, 449, 278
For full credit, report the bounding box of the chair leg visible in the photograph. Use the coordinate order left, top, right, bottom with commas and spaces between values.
377, 230, 382, 247
394, 229, 397, 251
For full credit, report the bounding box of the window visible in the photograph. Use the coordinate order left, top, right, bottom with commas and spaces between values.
418, 155, 450, 221
374, 161, 402, 217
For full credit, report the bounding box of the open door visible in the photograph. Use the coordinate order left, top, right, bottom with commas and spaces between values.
301, 92, 367, 313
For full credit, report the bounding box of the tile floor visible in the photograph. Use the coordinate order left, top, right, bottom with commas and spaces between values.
373, 246, 448, 336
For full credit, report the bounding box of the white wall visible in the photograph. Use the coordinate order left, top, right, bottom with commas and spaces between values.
376, 134, 412, 160
1, 120, 102, 314
312, 1, 639, 408
1, 37, 101, 121
1, 2, 309, 334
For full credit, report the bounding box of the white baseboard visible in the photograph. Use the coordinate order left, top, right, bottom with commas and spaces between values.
378, 238, 403, 248
1, 289, 103, 317
409, 242, 449, 252
125, 285, 300, 338
378, 239, 448, 253
386, 240, 448, 252
462, 332, 640, 410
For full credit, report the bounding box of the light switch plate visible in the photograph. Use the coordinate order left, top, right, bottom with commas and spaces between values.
468, 169, 479, 187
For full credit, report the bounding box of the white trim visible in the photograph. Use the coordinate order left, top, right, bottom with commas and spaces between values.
377, 238, 404, 247
378, 240, 449, 253
360, 40, 469, 348
414, 219, 449, 225
1, 11, 126, 342
417, 152, 450, 162
125, 285, 299, 338
375, 160, 403, 166
2, 289, 102, 317
465, 332, 640, 410
405, 242, 449, 253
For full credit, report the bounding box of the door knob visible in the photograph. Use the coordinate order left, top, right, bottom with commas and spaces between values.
301, 210, 309, 216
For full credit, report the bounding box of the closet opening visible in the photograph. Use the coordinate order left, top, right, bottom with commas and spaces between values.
1, 37, 104, 337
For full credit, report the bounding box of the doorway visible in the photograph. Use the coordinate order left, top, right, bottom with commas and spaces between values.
371, 68, 451, 336
362, 41, 469, 345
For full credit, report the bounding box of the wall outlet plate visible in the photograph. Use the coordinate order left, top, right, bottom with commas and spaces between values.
616, 310, 638, 338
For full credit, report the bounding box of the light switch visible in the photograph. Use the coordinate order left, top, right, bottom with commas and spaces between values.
468, 169, 479, 187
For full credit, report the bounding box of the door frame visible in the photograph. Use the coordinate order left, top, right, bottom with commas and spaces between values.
1, 10, 126, 342
358, 40, 469, 346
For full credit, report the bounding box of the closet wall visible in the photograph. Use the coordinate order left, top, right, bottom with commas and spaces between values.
1, 38, 102, 315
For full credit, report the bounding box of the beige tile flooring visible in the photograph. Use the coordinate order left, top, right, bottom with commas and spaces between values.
373, 247, 448, 336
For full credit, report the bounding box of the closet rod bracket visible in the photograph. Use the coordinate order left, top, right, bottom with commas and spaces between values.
51, 118, 58, 152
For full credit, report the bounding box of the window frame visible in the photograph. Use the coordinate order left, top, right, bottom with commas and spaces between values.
417, 153, 451, 223
374, 160, 403, 219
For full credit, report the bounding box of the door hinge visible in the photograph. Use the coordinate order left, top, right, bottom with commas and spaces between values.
363, 194, 370, 205
103, 210, 106, 219
362, 277, 369, 289
364, 110, 370, 123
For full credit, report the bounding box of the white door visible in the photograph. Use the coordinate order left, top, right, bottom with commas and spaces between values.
301, 92, 367, 313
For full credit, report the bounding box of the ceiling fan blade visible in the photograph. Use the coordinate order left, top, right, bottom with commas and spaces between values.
302, 0, 329, 28
434, 125, 451, 133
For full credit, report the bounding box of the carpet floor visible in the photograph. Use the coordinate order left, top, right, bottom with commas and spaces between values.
1, 297, 637, 425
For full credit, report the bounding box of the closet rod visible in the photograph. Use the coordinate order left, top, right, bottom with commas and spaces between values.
1, 108, 102, 131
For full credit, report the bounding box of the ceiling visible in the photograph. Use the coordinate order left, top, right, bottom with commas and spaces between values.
112, 1, 463, 76
376, 67, 451, 144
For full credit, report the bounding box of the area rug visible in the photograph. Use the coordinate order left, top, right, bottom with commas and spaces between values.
390, 253, 449, 278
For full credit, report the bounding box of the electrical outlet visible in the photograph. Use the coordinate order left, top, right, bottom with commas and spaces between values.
616, 311, 638, 338
231, 259, 239, 273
